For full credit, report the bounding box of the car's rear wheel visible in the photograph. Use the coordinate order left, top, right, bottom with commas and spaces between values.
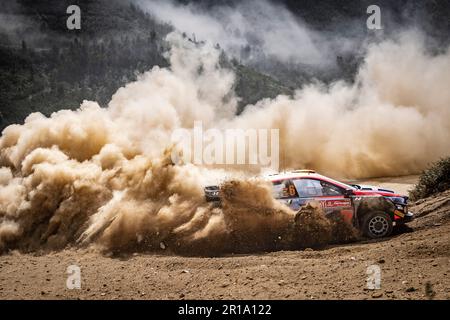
362, 211, 393, 239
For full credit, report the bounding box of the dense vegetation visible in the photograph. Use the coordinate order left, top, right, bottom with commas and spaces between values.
0, 1, 174, 129
410, 157, 450, 201
1, 0, 448, 131
0, 0, 294, 131
0, 32, 171, 125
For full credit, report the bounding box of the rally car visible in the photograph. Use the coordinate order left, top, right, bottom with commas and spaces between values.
204, 170, 414, 239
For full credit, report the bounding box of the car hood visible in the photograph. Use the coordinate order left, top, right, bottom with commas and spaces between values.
353, 190, 403, 197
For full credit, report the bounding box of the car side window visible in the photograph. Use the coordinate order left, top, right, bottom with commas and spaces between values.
272, 179, 298, 199
319, 180, 344, 196
293, 179, 323, 197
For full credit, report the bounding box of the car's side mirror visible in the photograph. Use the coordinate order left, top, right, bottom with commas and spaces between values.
344, 189, 354, 197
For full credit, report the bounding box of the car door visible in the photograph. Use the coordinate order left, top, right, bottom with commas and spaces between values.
292, 178, 354, 222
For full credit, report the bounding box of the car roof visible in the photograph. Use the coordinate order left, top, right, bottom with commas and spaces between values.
264, 170, 354, 189
264, 170, 318, 181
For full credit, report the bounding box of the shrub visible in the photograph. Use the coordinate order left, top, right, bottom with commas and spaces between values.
410, 157, 450, 200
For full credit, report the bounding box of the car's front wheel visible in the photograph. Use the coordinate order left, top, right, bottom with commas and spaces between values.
361, 211, 393, 239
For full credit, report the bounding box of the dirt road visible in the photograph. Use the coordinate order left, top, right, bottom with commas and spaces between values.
0, 177, 449, 300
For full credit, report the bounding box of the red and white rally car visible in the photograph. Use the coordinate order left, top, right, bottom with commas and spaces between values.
204, 170, 414, 239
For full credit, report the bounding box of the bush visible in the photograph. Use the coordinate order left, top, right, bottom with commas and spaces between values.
410, 157, 450, 200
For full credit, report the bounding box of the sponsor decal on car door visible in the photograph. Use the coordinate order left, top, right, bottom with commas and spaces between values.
320, 197, 353, 221
292, 178, 354, 221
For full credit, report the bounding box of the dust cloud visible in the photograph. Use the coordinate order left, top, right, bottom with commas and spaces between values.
0, 31, 448, 254
232, 32, 450, 178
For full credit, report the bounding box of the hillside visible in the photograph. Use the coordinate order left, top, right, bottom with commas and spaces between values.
2, 0, 448, 131
0, 0, 292, 131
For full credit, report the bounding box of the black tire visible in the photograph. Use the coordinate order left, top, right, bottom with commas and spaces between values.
361, 211, 393, 239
